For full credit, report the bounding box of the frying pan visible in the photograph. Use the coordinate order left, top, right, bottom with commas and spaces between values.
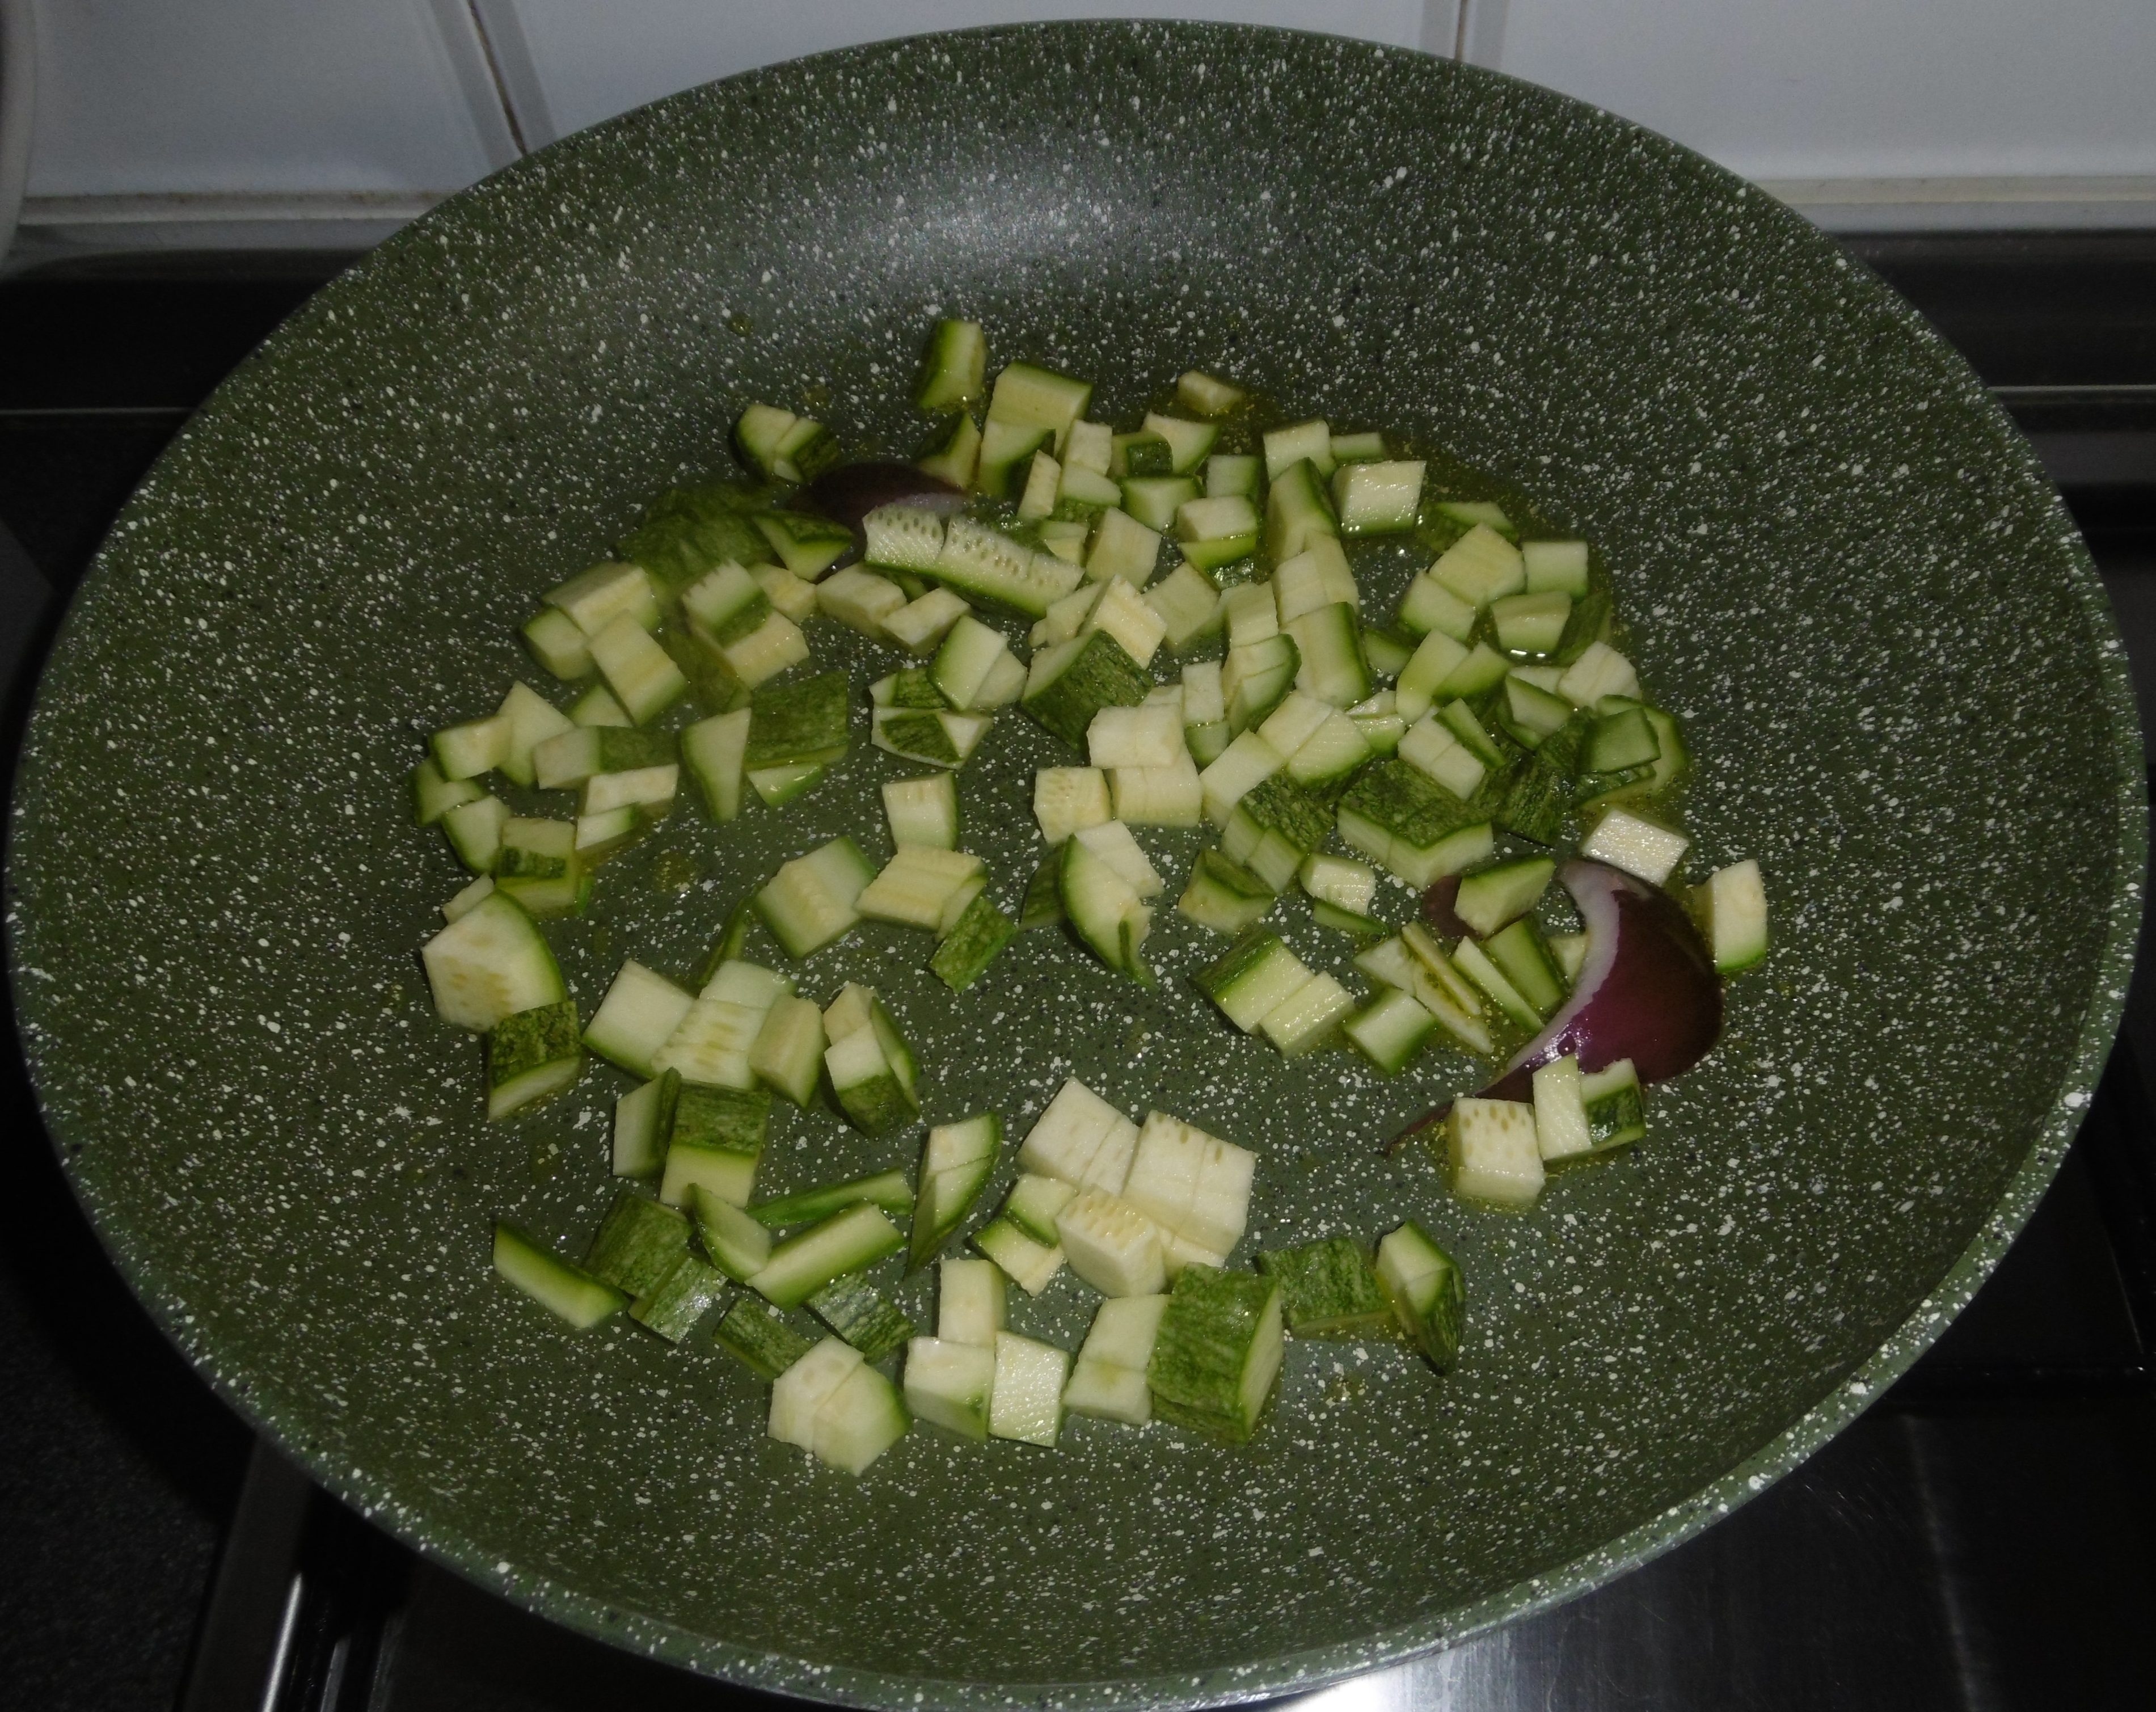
6, 21, 2142, 1709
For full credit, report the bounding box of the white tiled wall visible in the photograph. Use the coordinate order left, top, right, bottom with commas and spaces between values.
10, 0, 2156, 258
501, 1, 1441, 144
1493, 0, 2156, 183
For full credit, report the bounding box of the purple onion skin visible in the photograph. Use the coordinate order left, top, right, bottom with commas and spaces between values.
1402, 859, 1723, 1138
799, 461, 965, 538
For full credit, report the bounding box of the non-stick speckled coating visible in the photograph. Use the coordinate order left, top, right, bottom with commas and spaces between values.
6, 22, 2142, 1709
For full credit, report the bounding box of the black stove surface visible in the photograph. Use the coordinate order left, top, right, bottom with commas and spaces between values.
1, 235, 2153, 1712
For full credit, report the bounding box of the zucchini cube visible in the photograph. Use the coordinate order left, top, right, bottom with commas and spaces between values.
1374, 1220, 1465, 1369
715, 1297, 813, 1380
1146, 1265, 1284, 1444
657, 1082, 769, 1208
904, 1336, 997, 1441
1441, 1097, 1545, 1210
990, 1331, 1070, 1447
484, 998, 583, 1120
807, 1274, 915, 1362
1258, 1235, 1393, 1338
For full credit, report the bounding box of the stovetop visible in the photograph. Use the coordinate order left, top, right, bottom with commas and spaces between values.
1, 234, 2152, 1712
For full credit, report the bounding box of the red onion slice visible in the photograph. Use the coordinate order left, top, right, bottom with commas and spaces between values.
1398, 859, 1723, 1142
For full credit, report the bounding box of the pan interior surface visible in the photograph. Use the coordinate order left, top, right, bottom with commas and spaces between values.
6, 22, 2141, 1709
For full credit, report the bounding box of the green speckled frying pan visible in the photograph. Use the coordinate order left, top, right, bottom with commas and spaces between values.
6, 20, 2142, 1708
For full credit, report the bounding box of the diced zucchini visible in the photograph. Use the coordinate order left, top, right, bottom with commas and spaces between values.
689, 1183, 773, 1281
585, 967, 696, 1091
918, 317, 987, 409
917, 411, 982, 490
1197, 730, 1285, 829
1396, 568, 1478, 643
1259, 1235, 1391, 1338
1396, 715, 1487, 800
1064, 1293, 1169, 1425
938, 1254, 1008, 1345
522, 606, 593, 680
1331, 459, 1425, 535
1142, 564, 1222, 653
629, 1249, 728, 1343
1123, 1111, 1252, 1260
931, 516, 1082, 616
990, 1331, 1069, 1447
1111, 432, 1171, 479
1449, 935, 1541, 1030
1344, 986, 1437, 1074
493, 1225, 625, 1329
808, 1274, 915, 1361
751, 1204, 906, 1308
799, 1350, 910, 1475
1222, 634, 1301, 732
441, 874, 495, 924
1492, 589, 1573, 656
447, 811, 515, 887
988, 361, 1092, 454
1330, 430, 1387, 463
825, 1026, 914, 1135
1529, 1056, 1592, 1164
1016, 1078, 1140, 1195
1693, 858, 1770, 973
1522, 539, 1591, 594
1264, 458, 1338, 560
1454, 857, 1555, 938
421, 891, 566, 1032
1147, 1265, 1283, 1444
1263, 420, 1335, 480
1580, 805, 1690, 885
752, 1167, 913, 1230
1120, 477, 1197, 534
735, 404, 838, 483
972, 1217, 1066, 1294
1054, 1191, 1167, 1298
1556, 640, 1641, 707
885, 587, 971, 657
905, 1336, 996, 1441
589, 614, 688, 724
1079, 505, 1158, 587
1583, 1059, 1648, 1151
1285, 602, 1370, 709
1374, 1220, 1464, 1369
1361, 626, 1414, 678
432, 711, 507, 783
584, 1190, 691, 1298
1259, 970, 1356, 1056
1022, 629, 1150, 748
1482, 918, 1564, 1018
1003, 1174, 1080, 1247
1431, 524, 1526, 609
857, 846, 986, 933
1221, 774, 1333, 892
1176, 849, 1276, 934
715, 1297, 815, 1380
877, 774, 956, 851
925, 613, 1009, 711
484, 998, 583, 1120
547, 560, 660, 637
1196, 930, 1311, 1034
1337, 759, 1495, 888
910, 1115, 1002, 1270
931, 892, 1016, 991
656, 1082, 770, 1208
607, 1069, 672, 1173
1440, 1097, 1545, 1210
412, 756, 484, 828
681, 707, 752, 823
755, 837, 875, 958
1058, 831, 1151, 982
1177, 371, 1246, 416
